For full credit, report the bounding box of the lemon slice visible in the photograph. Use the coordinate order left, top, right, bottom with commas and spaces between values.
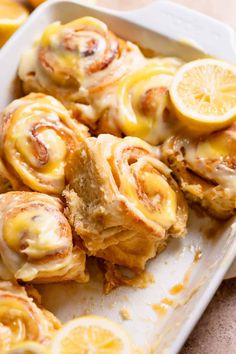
0, 0, 28, 47
51, 315, 133, 354
7, 341, 49, 354
170, 58, 236, 132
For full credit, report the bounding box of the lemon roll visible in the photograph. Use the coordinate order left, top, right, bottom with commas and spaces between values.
161, 123, 236, 219
96, 58, 183, 144
0, 281, 60, 353
0, 192, 88, 283
64, 134, 188, 270
19, 17, 145, 128
0, 93, 88, 194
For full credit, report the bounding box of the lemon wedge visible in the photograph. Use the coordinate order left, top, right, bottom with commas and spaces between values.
51, 315, 133, 354
0, 0, 28, 47
7, 341, 49, 354
170, 58, 236, 132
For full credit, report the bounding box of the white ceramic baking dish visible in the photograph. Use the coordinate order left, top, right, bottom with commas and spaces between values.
0, 1, 236, 353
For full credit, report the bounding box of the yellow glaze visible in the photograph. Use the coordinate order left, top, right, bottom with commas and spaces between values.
197, 131, 232, 159
3, 208, 65, 258
119, 163, 177, 229
41, 22, 61, 47
117, 62, 180, 144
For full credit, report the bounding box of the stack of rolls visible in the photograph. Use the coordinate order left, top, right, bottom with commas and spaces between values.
14, 15, 190, 292
0, 89, 189, 291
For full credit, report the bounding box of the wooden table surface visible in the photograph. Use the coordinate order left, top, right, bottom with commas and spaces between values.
12, 1, 236, 353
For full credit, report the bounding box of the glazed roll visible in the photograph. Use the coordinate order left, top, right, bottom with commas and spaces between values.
96, 58, 183, 144
0, 93, 88, 194
19, 17, 145, 127
0, 281, 60, 353
0, 192, 88, 283
64, 134, 188, 270
161, 123, 236, 219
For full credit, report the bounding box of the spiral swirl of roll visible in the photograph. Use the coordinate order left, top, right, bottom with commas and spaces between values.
0, 281, 60, 353
96, 58, 183, 144
64, 134, 188, 270
0, 93, 88, 194
161, 123, 236, 219
19, 17, 145, 127
0, 192, 88, 283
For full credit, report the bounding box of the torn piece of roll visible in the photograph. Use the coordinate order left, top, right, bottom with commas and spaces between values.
0, 192, 88, 283
0, 93, 88, 194
19, 17, 145, 128
64, 134, 188, 270
161, 123, 236, 219
0, 281, 60, 353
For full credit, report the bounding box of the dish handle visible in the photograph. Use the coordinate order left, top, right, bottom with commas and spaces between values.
119, 0, 236, 62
